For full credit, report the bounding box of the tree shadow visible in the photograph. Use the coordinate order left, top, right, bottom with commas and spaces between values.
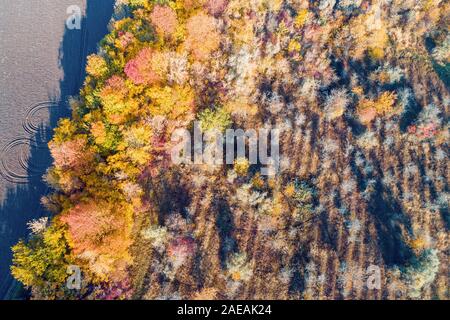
215, 199, 238, 269
0, 0, 115, 299
367, 181, 414, 267
288, 246, 309, 296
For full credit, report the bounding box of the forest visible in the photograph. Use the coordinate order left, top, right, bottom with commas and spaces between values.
10, 0, 449, 300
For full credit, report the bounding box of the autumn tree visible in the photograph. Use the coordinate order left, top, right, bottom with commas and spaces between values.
11, 225, 72, 297
185, 12, 221, 61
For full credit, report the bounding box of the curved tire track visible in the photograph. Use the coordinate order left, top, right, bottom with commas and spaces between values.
0, 137, 48, 184
22, 101, 59, 136
1, 101, 60, 184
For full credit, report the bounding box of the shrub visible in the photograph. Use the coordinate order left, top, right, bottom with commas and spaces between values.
404, 249, 440, 298
226, 252, 253, 282
141, 225, 168, 251
234, 158, 250, 176
357, 91, 397, 124
432, 34, 450, 66
193, 287, 219, 300
324, 89, 349, 120
168, 236, 196, 268
27, 217, 49, 235
294, 9, 309, 28
374, 91, 397, 115
357, 106, 377, 124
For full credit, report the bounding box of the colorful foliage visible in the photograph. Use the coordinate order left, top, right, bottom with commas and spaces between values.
185, 12, 220, 61
125, 47, 160, 85
150, 5, 178, 35
86, 54, 108, 78
12, 0, 449, 300
11, 225, 72, 292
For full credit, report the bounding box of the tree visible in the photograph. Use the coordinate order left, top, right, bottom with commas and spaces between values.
205, 0, 228, 17
123, 123, 153, 165
185, 12, 221, 61
198, 106, 232, 133
61, 201, 130, 255
150, 5, 178, 35
357, 91, 397, 124
168, 236, 196, 268
49, 136, 91, 170
86, 54, 108, 78
234, 158, 250, 177
11, 225, 72, 294
97, 75, 138, 124
125, 47, 160, 85
324, 89, 349, 120
147, 85, 195, 119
